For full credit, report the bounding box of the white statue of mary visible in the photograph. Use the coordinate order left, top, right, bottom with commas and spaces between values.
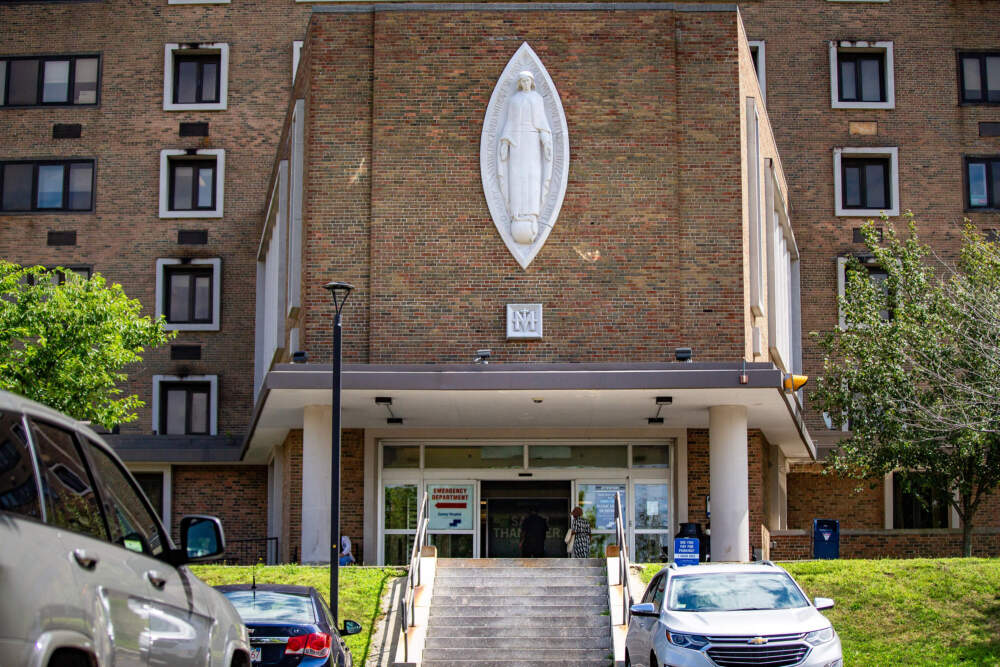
498, 71, 553, 245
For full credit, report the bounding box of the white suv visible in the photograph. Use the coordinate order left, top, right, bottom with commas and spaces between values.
626, 562, 843, 667
0, 390, 250, 667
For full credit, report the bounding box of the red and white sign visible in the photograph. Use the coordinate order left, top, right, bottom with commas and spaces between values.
427, 484, 473, 530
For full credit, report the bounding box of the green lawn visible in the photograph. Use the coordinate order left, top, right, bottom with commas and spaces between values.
638, 558, 1000, 667
191, 564, 405, 663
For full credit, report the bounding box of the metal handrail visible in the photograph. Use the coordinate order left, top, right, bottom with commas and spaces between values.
614, 491, 635, 627
399, 493, 430, 662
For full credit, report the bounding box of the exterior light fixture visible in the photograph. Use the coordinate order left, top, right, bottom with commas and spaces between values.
675, 347, 693, 362
784, 374, 809, 392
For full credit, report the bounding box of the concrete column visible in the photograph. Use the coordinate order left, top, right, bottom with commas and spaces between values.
302, 405, 332, 563
709, 405, 749, 562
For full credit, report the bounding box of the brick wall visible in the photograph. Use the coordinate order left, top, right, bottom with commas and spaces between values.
300, 8, 749, 366
687, 430, 709, 527
748, 431, 768, 554
172, 464, 268, 564
279, 427, 365, 564
0, 0, 314, 435
771, 529, 1000, 560
787, 462, 884, 531
281, 430, 302, 563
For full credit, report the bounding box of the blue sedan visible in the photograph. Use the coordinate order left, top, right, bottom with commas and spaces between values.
215, 584, 361, 667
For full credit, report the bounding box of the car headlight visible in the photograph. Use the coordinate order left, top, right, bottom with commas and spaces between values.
804, 627, 835, 646
666, 630, 709, 650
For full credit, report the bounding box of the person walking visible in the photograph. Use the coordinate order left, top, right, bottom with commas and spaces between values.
569, 506, 591, 558
520, 506, 548, 557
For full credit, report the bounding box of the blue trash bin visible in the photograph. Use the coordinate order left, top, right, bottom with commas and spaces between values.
813, 519, 840, 559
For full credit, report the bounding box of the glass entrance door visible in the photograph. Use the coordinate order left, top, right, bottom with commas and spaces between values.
632, 481, 671, 562
426, 481, 477, 558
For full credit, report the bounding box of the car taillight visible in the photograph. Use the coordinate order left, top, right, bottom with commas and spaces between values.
285, 632, 332, 658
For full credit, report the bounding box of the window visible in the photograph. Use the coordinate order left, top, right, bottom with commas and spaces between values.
959, 52, 1000, 104
163, 43, 228, 111
152, 375, 218, 436
966, 157, 1000, 210
837, 255, 890, 328
830, 41, 894, 109
159, 149, 224, 218
1, 159, 94, 213
30, 420, 106, 540
892, 472, 949, 529
26, 265, 91, 286
748, 40, 765, 104
0, 410, 41, 520
833, 147, 899, 216
155, 258, 221, 331
0, 55, 99, 107
292, 41, 303, 82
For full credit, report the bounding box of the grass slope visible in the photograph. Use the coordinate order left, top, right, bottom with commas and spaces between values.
192, 564, 405, 664
639, 558, 1000, 667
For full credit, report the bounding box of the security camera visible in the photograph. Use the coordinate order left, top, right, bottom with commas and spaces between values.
474, 349, 491, 364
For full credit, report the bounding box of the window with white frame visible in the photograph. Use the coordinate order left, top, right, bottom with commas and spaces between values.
292, 41, 303, 82
836, 254, 889, 329
163, 43, 228, 111
152, 374, 218, 436
833, 147, 899, 216
155, 258, 221, 331
830, 41, 894, 109
765, 163, 799, 374
159, 149, 224, 218
286, 100, 305, 314
748, 40, 765, 104
746, 97, 765, 317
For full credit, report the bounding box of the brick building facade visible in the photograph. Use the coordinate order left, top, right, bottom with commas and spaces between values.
2, 0, 997, 564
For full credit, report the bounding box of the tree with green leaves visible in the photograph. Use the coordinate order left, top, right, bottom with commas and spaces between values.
812, 215, 1000, 556
0, 262, 173, 429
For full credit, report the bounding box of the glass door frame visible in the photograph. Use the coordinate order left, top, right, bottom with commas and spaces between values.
376, 438, 676, 565
424, 478, 480, 558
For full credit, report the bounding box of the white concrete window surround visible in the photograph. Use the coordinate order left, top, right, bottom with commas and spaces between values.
155, 257, 222, 331
151, 374, 218, 436
286, 100, 305, 315
163, 42, 229, 111
746, 97, 765, 318
829, 40, 895, 110
128, 464, 173, 530
748, 40, 765, 104
169, 0, 229, 4
833, 146, 899, 217
158, 148, 225, 218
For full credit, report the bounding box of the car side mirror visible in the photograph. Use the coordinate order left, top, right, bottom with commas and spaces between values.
814, 597, 835, 611
341, 620, 362, 636
630, 602, 658, 617
179, 515, 226, 563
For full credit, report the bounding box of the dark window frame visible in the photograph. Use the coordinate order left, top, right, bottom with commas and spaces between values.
0, 54, 101, 108
26, 265, 92, 286
959, 51, 1000, 105
841, 157, 891, 211
167, 157, 217, 212
0, 159, 95, 213
172, 53, 221, 105
163, 265, 214, 324
964, 156, 1000, 211
158, 381, 212, 436
837, 51, 887, 103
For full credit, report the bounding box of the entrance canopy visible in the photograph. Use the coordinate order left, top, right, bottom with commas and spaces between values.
243, 361, 814, 462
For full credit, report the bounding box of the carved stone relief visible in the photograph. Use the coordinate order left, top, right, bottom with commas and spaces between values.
481, 43, 569, 269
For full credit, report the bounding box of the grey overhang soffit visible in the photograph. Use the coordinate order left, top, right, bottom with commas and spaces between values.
263, 361, 784, 392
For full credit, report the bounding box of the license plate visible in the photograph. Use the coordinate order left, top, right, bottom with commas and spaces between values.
250, 647, 262, 663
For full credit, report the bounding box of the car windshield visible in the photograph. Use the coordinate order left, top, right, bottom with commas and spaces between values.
667, 573, 809, 612
221, 590, 316, 623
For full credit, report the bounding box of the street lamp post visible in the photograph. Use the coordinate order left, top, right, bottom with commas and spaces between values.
324, 281, 353, 627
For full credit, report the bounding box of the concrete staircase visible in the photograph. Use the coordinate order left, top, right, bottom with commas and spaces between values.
420, 558, 613, 667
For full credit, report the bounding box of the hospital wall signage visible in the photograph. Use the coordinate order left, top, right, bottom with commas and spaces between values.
427, 484, 474, 531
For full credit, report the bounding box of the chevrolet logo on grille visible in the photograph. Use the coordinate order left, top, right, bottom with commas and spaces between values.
748, 637, 768, 645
